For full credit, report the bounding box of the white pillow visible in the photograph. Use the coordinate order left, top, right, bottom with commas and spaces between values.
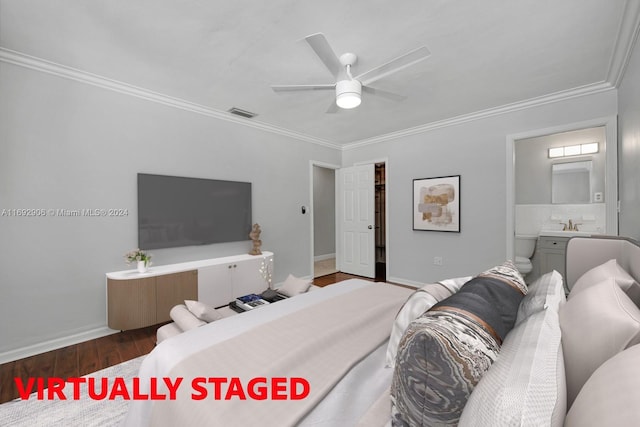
278, 274, 312, 297
460, 301, 566, 427
170, 304, 206, 331
385, 276, 471, 368
516, 270, 565, 324
569, 259, 638, 298
185, 300, 223, 323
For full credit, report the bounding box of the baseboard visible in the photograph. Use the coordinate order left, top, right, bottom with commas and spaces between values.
0, 326, 118, 364
387, 276, 421, 289
314, 253, 336, 262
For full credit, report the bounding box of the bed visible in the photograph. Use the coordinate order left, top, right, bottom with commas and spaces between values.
122, 235, 640, 427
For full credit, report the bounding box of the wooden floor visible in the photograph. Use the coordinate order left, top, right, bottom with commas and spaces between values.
0, 272, 370, 404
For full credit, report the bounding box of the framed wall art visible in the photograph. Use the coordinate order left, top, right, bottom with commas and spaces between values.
413, 175, 460, 232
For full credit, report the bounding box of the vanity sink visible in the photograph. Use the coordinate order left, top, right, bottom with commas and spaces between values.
539, 230, 594, 238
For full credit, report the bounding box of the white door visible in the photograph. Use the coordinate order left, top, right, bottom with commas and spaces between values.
337, 164, 375, 278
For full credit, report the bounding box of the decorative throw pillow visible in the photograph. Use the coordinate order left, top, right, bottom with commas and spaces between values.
476, 260, 528, 296
391, 310, 500, 426
170, 304, 206, 331
385, 277, 471, 368
516, 270, 565, 324
391, 261, 526, 426
185, 300, 223, 323
431, 261, 527, 342
560, 277, 640, 407
278, 274, 312, 297
569, 259, 639, 304
459, 306, 566, 427
565, 343, 640, 427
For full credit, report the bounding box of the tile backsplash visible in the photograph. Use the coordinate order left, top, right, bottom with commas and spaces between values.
515, 203, 606, 235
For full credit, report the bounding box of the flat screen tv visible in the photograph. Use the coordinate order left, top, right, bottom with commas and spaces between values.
137, 173, 252, 250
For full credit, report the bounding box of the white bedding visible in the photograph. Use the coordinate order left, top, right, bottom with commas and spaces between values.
122, 279, 409, 427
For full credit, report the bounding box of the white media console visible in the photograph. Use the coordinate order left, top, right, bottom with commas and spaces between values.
106, 251, 273, 330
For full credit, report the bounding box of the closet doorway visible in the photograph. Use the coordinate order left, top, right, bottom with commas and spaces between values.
310, 161, 387, 281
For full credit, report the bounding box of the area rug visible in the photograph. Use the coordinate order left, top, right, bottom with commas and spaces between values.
0, 355, 145, 427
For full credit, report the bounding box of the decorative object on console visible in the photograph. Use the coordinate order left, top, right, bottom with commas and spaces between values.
235, 294, 270, 311
413, 175, 460, 232
124, 248, 152, 273
248, 223, 262, 255
259, 254, 273, 289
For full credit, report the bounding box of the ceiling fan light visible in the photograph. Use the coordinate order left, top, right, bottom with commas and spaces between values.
336, 93, 361, 109
335, 80, 362, 109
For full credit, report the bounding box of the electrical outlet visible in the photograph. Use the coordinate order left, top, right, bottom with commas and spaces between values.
433, 256, 443, 266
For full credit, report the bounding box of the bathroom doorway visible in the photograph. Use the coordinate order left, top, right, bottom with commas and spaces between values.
506, 117, 618, 276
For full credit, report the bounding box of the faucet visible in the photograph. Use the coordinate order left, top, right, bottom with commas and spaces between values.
563, 219, 581, 231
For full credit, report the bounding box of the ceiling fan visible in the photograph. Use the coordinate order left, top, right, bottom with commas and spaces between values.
271, 33, 430, 112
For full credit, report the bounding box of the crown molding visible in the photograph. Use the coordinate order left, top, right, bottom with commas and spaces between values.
0, 36, 631, 153
341, 81, 615, 151
0, 48, 341, 150
606, 0, 640, 87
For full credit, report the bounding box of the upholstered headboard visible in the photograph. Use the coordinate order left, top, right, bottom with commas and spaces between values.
566, 236, 640, 290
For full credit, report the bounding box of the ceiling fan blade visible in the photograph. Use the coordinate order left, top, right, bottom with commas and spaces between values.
326, 101, 339, 114
356, 46, 431, 86
305, 33, 342, 78
362, 86, 407, 102
271, 84, 335, 92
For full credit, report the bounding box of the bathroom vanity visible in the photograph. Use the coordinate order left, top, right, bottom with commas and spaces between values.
535, 230, 593, 292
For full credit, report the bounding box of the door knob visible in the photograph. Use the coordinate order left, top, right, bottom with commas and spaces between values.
368, 225, 373, 229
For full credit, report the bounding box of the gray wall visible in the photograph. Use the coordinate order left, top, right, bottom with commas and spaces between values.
343, 90, 617, 286
515, 127, 606, 204
0, 62, 340, 356
618, 34, 640, 240
313, 166, 336, 258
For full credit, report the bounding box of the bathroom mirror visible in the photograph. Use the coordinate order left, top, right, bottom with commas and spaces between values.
551, 160, 592, 204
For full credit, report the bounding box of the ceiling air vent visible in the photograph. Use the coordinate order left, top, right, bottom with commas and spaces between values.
227, 107, 257, 119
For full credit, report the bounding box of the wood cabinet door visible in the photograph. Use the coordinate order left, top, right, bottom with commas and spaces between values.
156, 270, 198, 323
107, 277, 157, 330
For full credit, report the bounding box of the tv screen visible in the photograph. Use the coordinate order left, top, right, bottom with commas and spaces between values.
137, 173, 252, 250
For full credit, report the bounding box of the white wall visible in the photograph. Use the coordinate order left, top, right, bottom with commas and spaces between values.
343, 90, 618, 286
618, 33, 640, 240
0, 62, 340, 359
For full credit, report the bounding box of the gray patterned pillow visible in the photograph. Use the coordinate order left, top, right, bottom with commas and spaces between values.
390, 261, 526, 426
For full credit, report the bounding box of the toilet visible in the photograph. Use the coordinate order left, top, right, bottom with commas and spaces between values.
514, 234, 537, 276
